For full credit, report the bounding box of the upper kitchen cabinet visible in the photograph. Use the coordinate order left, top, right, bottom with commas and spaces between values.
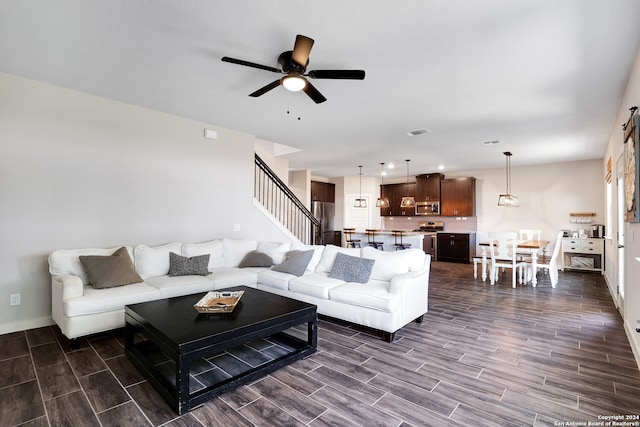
416, 173, 443, 202
380, 183, 416, 216
441, 177, 476, 216
311, 181, 335, 203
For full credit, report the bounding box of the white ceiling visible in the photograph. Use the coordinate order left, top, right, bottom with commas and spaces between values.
1, 1, 639, 178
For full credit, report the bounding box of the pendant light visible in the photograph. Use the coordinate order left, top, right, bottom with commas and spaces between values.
354, 165, 367, 208
400, 159, 415, 208
376, 162, 390, 208
497, 151, 519, 207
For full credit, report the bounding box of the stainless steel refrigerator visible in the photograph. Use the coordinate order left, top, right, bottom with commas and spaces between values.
311, 201, 335, 245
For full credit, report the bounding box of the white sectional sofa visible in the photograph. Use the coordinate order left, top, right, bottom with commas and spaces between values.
48, 239, 431, 343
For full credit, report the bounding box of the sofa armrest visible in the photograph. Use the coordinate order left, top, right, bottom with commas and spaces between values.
388, 270, 428, 294
389, 269, 430, 322
52, 274, 84, 300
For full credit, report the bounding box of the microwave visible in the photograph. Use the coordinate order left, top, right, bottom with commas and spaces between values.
416, 201, 440, 216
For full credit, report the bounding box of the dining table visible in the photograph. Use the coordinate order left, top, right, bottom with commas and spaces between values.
478, 239, 550, 286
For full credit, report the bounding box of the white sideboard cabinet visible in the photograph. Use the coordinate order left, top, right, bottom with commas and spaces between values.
561, 237, 604, 273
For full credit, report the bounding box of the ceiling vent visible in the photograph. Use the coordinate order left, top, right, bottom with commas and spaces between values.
483, 140, 501, 145
406, 128, 431, 136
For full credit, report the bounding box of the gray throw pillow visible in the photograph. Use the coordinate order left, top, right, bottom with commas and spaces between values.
328, 252, 375, 284
79, 247, 143, 289
239, 250, 273, 268
168, 252, 210, 276
271, 250, 314, 276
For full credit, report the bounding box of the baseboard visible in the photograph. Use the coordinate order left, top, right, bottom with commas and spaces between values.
624, 318, 640, 370
602, 273, 619, 309
0, 316, 54, 335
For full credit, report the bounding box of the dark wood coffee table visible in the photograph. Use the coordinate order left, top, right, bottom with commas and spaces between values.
124, 286, 317, 414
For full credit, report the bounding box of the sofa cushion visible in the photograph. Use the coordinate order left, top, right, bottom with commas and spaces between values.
181, 240, 224, 270
257, 241, 291, 265
79, 247, 143, 289
290, 244, 325, 272
289, 272, 346, 299
329, 280, 400, 312
257, 269, 297, 291
239, 250, 273, 268
272, 250, 314, 276
64, 283, 160, 317
144, 275, 213, 299
222, 239, 258, 268
361, 247, 426, 281
49, 246, 134, 285
169, 252, 210, 276
314, 245, 361, 273
134, 242, 183, 278
328, 253, 375, 284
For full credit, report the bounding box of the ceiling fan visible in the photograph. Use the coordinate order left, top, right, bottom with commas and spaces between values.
221, 34, 365, 104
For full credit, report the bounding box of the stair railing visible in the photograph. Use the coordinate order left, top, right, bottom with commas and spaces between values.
254, 154, 320, 244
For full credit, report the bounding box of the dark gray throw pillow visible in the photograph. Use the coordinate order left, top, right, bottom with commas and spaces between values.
271, 249, 314, 276
79, 247, 143, 289
168, 252, 210, 276
239, 250, 273, 268
328, 252, 375, 284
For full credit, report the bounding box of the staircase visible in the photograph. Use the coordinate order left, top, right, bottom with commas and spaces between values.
254, 154, 320, 245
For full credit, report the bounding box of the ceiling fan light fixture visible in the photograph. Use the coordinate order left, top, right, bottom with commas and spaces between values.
282, 75, 307, 92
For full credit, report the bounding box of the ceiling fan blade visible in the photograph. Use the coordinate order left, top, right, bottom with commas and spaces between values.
291, 35, 314, 67
302, 81, 327, 104
221, 56, 281, 73
249, 79, 282, 97
308, 69, 366, 80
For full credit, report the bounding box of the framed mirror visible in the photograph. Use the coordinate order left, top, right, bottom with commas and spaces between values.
624, 109, 640, 222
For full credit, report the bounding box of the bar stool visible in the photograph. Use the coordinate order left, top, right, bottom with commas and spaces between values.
392, 230, 411, 250
365, 229, 384, 250
343, 228, 361, 248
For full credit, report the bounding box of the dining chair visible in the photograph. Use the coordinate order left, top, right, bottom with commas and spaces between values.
488, 232, 527, 288
517, 228, 542, 256
522, 231, 563, 288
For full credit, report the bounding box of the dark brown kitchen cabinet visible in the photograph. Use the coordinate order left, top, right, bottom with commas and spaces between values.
379, 183, 416, 216
440, 177, 476, 216
416, 173, 443, 202
311, 181, 335, 203
437, 232, 476, 263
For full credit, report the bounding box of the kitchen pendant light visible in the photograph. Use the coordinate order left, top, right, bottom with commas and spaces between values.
354, 165, 367, 208
497, 151, 519, 207
376, 162, 390, 208
400, 159, 415, 208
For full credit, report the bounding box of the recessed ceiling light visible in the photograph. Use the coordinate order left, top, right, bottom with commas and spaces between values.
387, 163, 395, 169
406, 128, 431, 136
483, 140, 501, 145
438, 165, 445, 170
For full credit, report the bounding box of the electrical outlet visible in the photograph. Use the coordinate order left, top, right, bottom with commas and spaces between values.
10, 293, 21, 306
233, 224, 241, 232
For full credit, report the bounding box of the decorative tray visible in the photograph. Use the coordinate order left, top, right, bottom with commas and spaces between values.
193, 291, 244, 313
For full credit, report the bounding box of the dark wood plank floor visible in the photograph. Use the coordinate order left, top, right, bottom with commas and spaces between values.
1, 262, 639, 426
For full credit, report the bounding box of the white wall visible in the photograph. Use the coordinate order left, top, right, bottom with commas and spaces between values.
446, 160, 604, 242
0, 73, 292, 334
338, 161, 602, 244
603, 44, 640, 364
